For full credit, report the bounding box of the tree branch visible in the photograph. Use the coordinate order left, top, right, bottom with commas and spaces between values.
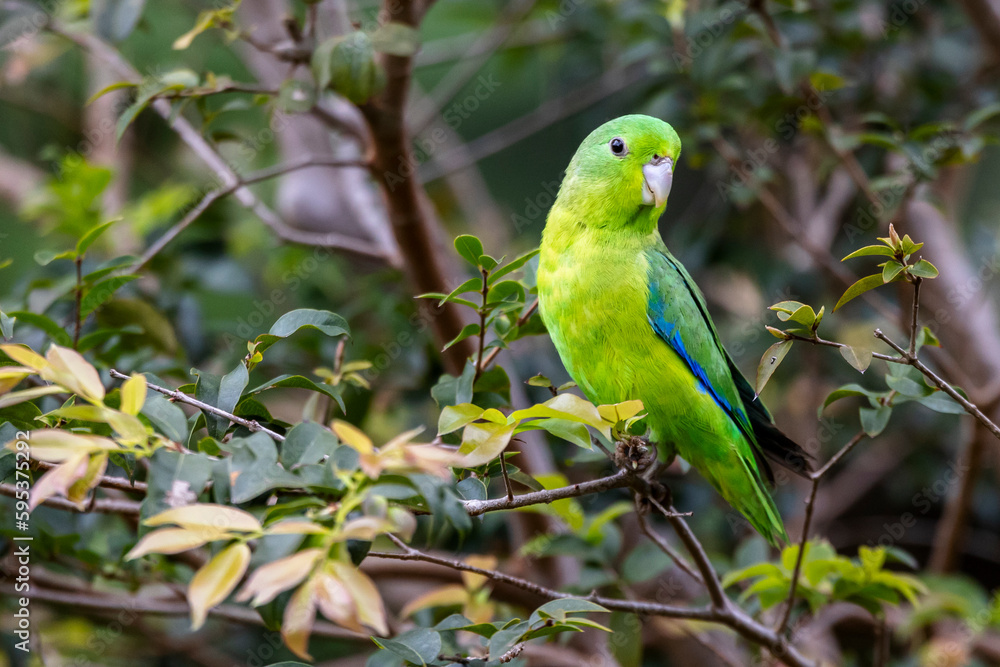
462, 469, 631, 516
0, 484, 141, 514
874, 330, 1000, 441
108, 369, 286, 442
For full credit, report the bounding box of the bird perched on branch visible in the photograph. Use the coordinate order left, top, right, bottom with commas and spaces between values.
537, 114, 810, 546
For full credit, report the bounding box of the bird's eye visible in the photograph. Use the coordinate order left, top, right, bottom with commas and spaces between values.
609, 137, 627, 156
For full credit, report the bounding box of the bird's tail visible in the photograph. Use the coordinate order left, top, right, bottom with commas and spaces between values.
688, 445, 789, 547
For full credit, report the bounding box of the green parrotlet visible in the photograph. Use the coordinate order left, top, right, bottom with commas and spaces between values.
537, 114, 810, 546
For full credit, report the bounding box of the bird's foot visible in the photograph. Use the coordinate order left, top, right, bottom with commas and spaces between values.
614, 436, 654, 473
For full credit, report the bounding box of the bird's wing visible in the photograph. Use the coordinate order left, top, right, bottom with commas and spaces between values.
645, 247, 812, 478
645, 247, 755, 442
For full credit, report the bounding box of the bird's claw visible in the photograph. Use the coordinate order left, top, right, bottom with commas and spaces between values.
614, 436, 654, 473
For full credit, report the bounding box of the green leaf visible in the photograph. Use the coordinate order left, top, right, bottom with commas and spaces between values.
254, 309, 350, 354
140, 449, 212, 529
443, 323, 480, 351
882, 260, 905, 283
436, 277, 481, 307
248, 375, 345, 412
276, 79, 315, 113
141, 388, 188, 443
281, 421, 339, 467
820, 384, 881, 416
76, 220, 118, 255
964, 102, 1000, 131
860, 405, 891, 437
80, 275, 139, 316
754, 340, 792, 396
834, 274, 884, 311
373, 628, 442, 666
225, 433, 303, 503
370, 22, 420, 56
529, 598, 608, 624
487, 280, 525, 305
526, 374, 552, 388
438, 403, 486, 435
34, 249, 77, 266
454, 235, 484, 267
909, 259, 939, 279
915, 391, 966, 414
915, 326, 940, 352
6, 312, 71, 346
885, 373, 931, 398
487, 620, 529, 662
839, 345, 872, 373
842, 245, 895, 261
721, 562, 784, 588
489, 248, 540, 284
86, 80, 138, 106
0, 310, 13, 339
194, 363, 247, 439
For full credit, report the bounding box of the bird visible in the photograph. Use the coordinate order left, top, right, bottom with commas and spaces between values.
536, 114, 810, 546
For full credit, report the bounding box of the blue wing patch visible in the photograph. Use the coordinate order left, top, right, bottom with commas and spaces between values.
647, 298, 737, 417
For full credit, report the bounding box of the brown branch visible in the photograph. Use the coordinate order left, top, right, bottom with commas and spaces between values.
0, 583, 366, 640
635, 499, 705, 585
462, 469, 631, 516
908, 278, 922, 357
130, 157, 376, 272
0, 484, 141, 514
358, 0, 475, 374
479, 298, 538, 371
108, 369, 286, 442
374, 532, 816, 667
34, 459, 147, 494
874, 330, 1000, 440
777, 429, 866, 635
44, 22, 392, 272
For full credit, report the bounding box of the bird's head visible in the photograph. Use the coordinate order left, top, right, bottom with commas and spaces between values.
554, 114, 681, 234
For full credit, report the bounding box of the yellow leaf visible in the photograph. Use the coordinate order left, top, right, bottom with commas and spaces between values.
66, 452, 108, 505
461, 555, 497, 591
382, 425, 426, 449
29, 453, 90, 510
282, 578, 318, 660
125, 527, 215, 559
107, 410, 148, 446
0, 385, 66, 409
336, 516, 395, 541
146, 503, 262, 534
314, 568, 363, 633
457, 421, 515, 468
10, 429, 119, 462
120, 373, 147, 415
332, 420, 373, 453
399, 584, 468, 618
0, 344, 48, 371
188, 542, 251, 630
0, 367, 33, 394
265, 520, 331, 536
237, 548, 324, 606
329, 560, 388, 635
597, 399, 644, 424
41, 345, 105, 402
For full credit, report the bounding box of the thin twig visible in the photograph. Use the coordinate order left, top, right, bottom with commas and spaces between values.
0, 583, 365, 640
782, 331, 902, 363
129, 157, 372, 272
0, 484, 141, 514
72, 256, 83, 349
634, 500, 704, 585
649, 497, 728, 611
374, 532, 816, 667
479, 298, 538, 371
474, 267, 489, 382
462, 469, 631, 516
908, 278, 922, 357
775, 477, 818, 635
108, 369, 285, 442
776, 430, 866, 634
874, 330, 1000, 441
34, 459, 148, 493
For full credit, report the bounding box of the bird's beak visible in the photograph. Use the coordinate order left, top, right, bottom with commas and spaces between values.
642, 155, 673, 208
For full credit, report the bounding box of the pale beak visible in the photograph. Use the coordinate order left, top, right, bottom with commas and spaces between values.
642, 155, 673, 208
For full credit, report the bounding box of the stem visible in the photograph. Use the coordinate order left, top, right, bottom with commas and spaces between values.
908, 278, 922, 357
462, 469, 632, 516
776, 476, 818, 634
73, 256, 83, 349
474, 267, 489, 382
0, 484, 140, 514
635, 500, 704, 585
479, 298, 538, 371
